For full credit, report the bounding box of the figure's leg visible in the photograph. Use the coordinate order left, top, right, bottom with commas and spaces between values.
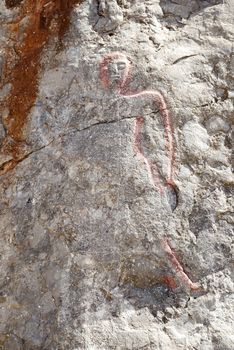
161, 238, 200, 291
133, 114, 198, 291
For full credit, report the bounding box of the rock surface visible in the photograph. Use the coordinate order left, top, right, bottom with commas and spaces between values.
0, 0, 233, 349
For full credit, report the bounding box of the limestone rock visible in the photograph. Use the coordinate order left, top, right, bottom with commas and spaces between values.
0, 0, 233, 349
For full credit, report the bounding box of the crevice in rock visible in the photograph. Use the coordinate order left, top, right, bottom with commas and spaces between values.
166, 184, 179, 212
0, 112, 161, 176
0, 139, 53, 176
172, 54, 200, 65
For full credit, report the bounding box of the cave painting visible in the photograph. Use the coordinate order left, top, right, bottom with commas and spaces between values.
99, 52, 199, 291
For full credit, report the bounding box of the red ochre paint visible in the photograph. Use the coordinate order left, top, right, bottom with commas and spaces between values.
100, 52, 199, 291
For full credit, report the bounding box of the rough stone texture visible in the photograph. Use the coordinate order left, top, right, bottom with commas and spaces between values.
0, 0, 234, 349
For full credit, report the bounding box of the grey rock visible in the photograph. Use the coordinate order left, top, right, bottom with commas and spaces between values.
206, 116, 230, 133
0, 0, 233, 349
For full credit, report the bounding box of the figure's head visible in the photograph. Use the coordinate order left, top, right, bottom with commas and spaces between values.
99, 52, 132, 91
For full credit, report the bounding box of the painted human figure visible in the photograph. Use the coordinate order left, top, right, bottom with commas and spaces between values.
100, 52, 199, 291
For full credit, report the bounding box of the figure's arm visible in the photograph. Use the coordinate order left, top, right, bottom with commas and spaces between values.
124, 90, 175, 187
153, 91, 175, 185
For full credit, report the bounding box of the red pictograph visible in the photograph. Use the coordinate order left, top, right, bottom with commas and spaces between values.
99, 52, 199, 291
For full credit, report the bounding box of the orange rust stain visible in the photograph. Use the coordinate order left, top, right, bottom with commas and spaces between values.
0, 0, 82, 172
0, 159, 17, 176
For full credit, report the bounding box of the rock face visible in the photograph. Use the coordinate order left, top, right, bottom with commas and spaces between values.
0, 0, 233, 349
